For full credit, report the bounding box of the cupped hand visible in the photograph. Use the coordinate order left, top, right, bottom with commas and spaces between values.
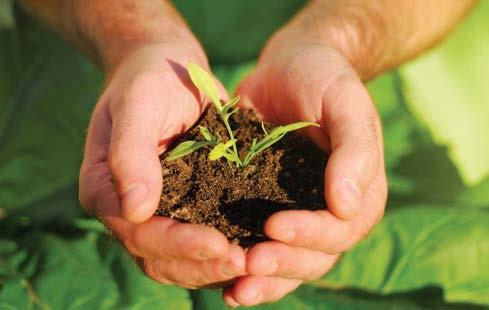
79, 43, 245, 289
224, 38, 388, 306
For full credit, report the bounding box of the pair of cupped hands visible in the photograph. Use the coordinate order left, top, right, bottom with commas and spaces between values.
78, 29, 387, 307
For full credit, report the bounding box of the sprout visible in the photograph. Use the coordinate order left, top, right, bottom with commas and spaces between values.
167, 63, 319, 167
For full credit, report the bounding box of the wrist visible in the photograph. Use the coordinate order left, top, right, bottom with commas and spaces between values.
71, 0, 205, 74
269, 2, 402, 81
272, 22, 381, 81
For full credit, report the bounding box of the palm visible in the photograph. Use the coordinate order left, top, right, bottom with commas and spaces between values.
80, 44, 244, 289
238, 44, 354, 151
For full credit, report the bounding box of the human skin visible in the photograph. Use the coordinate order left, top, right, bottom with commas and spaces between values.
20, 0, 476, 306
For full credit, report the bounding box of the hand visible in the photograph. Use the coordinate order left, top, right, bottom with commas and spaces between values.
79, 43, 246, 289
224, 35, 388, 306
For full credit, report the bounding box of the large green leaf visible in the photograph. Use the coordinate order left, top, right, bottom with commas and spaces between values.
0, 230, 192, 309
400, 1, 489, 186
367, 72, 472, 207
314, 205, 489, 306
0, 20, 102, 219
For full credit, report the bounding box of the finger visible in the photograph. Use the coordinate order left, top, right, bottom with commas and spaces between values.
129, 216, 230, 260
79, 104, 112, 215
225, 276, 302, 307
322, 74, 382, 219
96, 187, 229, 261
81, 155, 230, 261
108, 90, 164, 223
265, 171, 387, 253
141, 244, 246, 288
265, 210, 350, 253
246, 241, 338, 280
222, 291, 240, 308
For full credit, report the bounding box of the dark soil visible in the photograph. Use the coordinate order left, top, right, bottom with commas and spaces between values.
156, 107, 327, 247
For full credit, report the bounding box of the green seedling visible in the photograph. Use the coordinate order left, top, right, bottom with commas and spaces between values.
167, 62, 319, 167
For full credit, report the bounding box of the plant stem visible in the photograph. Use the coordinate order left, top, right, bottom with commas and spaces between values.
219, 111, 243, 167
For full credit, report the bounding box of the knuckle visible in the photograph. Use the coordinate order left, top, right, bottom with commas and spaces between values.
183, 272, 213, 288
108, 145, 124, 178
139, 259, 172, 285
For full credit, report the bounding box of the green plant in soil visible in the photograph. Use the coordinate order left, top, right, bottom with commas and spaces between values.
167, 63, 319, 167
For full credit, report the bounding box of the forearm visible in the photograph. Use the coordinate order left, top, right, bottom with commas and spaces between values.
279, 0, 477, 80
19, 0, 205, 72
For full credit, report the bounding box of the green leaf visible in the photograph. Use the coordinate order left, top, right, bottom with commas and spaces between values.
0, 19, 102, 217
399, 1, 489, 185
268, 121, 319, 138
223, 107, 239, 122
243, 121, 319, 165
221, 95, 240, 114
0, 231, 192, 309
208, 140, 236, 161
188, 62, 222, 110
198, 125, 214, 142
167, 140, 215, 161
314, 205, 489, 305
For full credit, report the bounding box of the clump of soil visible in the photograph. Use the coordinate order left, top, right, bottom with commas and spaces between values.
156, 107, 327, 247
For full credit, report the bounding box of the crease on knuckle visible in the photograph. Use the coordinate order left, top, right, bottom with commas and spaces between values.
140, 259, 171, 285
186, 268, 217, 288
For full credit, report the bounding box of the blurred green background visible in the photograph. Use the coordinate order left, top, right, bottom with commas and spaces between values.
1, 1, 489, 309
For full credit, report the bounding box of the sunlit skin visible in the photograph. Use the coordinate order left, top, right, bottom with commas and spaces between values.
20, 0, 476, 306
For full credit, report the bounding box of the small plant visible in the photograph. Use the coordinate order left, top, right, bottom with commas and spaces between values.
167, 63, 319, 167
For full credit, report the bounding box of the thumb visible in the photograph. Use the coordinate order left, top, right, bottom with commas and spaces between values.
108, 107, 163, 223
323, 75, 382, 220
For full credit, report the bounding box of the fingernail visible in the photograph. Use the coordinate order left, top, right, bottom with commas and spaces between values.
225, 296, 240, 308
121, 184, 148, 218
242, 288, 262, 304
337, 179, 361, 215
